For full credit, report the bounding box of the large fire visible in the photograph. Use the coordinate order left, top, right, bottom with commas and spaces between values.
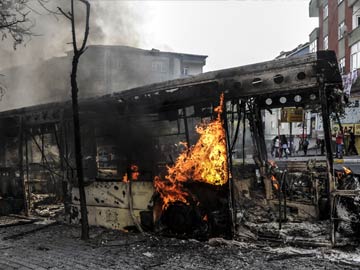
154, 94, 229, 209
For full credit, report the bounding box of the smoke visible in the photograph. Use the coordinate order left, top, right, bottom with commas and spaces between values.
90, 1, 141, 46
0, 0, 143, 68
0, 0, 145, 111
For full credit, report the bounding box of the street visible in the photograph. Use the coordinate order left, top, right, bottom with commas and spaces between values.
1, 1, 360, 269
0, 221, 357, 270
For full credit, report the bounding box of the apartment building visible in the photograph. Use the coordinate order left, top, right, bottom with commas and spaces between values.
309, 0, 360, 151
0, 45, 207, 112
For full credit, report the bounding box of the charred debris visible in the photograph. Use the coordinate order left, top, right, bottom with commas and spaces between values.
0, 50, 357, 247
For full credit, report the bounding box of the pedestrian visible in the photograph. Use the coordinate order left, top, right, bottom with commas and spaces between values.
281, 135, 288, 159
271, 136, 278, 157
316, 138, 321, 155
297, 138, 303, 155
274, 136, 280, 158
335, 128, 344, 158
320, 139, 325, 155
348, 129, 358, 155
303, 138, 309, 156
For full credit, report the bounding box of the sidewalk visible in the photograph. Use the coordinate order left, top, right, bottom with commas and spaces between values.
233, 155, 360, 165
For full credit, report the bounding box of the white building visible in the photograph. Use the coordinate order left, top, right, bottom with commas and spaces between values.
0, 45, 207, 112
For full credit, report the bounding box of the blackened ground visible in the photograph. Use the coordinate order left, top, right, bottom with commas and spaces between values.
0, 222, 357, 269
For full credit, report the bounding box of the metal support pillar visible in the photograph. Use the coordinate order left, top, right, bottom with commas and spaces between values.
289, 122, 293, 155
254, 104, 268, 165
223, 99, 235, 239
320, 84, 334, 196
320, 84, 336, 245
242, 101, 246, 166
25, 130, 31, 212
18, 116, 28, 216
182, 108, 190, 146
57, 111, 68, 207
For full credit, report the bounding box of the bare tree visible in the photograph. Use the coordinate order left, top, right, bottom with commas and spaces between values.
59, 0, 90, 240
1, 0, 91, 239
0, 0, 34, 48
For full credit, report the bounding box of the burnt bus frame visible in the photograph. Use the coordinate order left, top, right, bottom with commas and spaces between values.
0, 51, 342, 239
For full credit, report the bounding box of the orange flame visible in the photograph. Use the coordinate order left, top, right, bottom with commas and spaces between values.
122, 164, 140, 182
131, 165, 140, 180
343, 166, 352, 175
271, 175, 279, 190
154, 94, 229, 210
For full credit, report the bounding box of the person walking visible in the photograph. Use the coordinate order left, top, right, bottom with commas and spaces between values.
271, 136, 279, 157
320, 139, 325, 155
303, 138, 309, 156
281, 135, 289, 159
335, 129, 344, 158
348, 129, 358, 155
273, 136, 280, 158
297, 138, 303, 155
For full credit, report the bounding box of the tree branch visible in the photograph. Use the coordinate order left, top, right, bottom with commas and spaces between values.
57, 7, 71, 21
0, 0, 33, 47
78, 0, 90, 54
70, 0, 78, 53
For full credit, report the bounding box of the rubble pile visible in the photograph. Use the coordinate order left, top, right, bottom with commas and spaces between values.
30, 193, 64, 218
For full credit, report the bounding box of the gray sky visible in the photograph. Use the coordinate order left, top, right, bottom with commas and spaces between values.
1, 0, 318, 72
140, 0, 318, 71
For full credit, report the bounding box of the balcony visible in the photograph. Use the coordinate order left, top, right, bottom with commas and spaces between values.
309, 27, 319, 42
309, 0, 319, 17
348, 0, 359, 7
349, 26, 360, 46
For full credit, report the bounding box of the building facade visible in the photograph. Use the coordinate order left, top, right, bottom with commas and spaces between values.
0, 45, 207, 112
309, 0, 359, 88
309, 0, 360, 153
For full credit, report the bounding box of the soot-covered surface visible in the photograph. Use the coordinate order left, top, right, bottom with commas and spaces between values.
0, 223, 357, 269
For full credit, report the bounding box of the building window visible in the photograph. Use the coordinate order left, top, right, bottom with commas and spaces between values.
351, 42, 360, 71
352, 9, 360, 30
323, 35, 328, 50
339, 57, 345, 74
338, 21, 345, 40
309, 40, 317, 53
151, 61, 166, 73
183, 67, 189, 76
323, 4, 328, 19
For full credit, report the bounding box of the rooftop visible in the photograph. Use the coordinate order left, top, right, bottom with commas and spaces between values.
66, 45, 208, 60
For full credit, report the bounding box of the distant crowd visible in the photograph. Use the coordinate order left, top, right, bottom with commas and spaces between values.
270, 127, 358, 159
333, 127, 358, 158
271, 135, 312, 159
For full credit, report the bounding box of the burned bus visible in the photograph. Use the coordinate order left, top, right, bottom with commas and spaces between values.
0, 50, 354, 245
